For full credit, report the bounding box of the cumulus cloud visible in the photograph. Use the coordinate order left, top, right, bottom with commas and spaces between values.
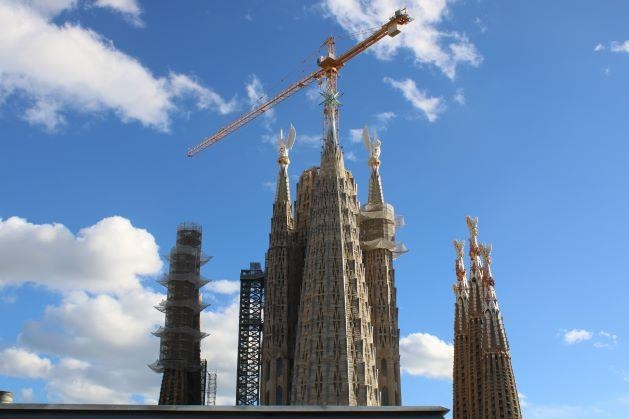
0, 1, 235, 131
349, 128, 363, 143
0, 347, 53, 378
93, 0, 144, 27
345, 150, 358, 162
0, 215, 241, 404
208, 279, 240, 295
563, 329, 593, 344
383, 77, 444, 122
400, 332, 453, 379
0, 216, 162, 294
321, 0, 482, 79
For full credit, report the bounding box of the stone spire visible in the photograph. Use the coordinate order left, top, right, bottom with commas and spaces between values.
479, 243, 522, 419
452, 240, 470, 419
359, 127, 402, 405
291, 106, 378, 405
465, 215, 484, 417
453, 217, 522, 419
261, 127, 296, 405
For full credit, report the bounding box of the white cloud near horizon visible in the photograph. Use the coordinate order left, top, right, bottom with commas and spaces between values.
321, 0, 482, 79
383, 77, 444, 122
0, 214, 241, 405
400, 332, 453, 379
0, 1, 236, 132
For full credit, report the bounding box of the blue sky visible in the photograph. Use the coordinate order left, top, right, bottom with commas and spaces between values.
1, 0, 629, 417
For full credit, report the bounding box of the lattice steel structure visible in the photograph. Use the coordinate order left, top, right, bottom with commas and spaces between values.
206, 369, 218, 406
149, 223, 210, 405
236, 262, 265, 406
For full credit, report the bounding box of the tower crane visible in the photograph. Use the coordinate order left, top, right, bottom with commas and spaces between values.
187, 9, 412, 157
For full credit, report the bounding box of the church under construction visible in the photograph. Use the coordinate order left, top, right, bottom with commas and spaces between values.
259, 107, 406, 405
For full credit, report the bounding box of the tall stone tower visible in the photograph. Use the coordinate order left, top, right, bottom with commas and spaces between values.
359, 128, 404, 405
452, 216, 522, 419
291, 104, 378, 405
150, 223, 209, 405
261, 127, 297, 405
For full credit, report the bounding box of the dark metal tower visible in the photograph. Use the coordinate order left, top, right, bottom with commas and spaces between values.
149, 223, 210, 405
235, 262, 264, 406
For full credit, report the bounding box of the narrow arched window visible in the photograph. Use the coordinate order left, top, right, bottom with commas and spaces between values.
276, 358, 284, 376
381, 358, 388, 375
276, 385, 283, 405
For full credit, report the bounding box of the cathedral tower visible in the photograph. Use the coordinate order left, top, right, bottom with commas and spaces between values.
290, 93, 378, 405
359, 128, 404, 405
452, 216, 522, 419
150, 223, 209, 405
261, 126, 297, 405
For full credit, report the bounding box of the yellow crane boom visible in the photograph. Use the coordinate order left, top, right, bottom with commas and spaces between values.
187, 9, 412, 157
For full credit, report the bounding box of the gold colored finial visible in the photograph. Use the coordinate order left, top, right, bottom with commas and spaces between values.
466, 215, 478, 238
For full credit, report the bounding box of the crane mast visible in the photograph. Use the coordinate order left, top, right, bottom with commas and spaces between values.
187, 9, 412, 157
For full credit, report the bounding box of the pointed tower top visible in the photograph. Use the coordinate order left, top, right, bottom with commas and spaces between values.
362, 126, 384, 205
276, 125, 295, 203
466, 215, 482, 271
453, 239, 469, 297
479, 243, 495, 284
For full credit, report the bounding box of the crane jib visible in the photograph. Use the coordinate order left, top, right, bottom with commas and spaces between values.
187, 8, 411, 157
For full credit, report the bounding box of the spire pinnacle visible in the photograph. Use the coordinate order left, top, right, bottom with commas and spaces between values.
276, 125, 296, 203
466, 215, 481, 269
453, 239, 469, 296
479, 243, 495, 286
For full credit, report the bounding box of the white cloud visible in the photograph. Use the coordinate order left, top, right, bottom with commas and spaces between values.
0, 347, 53, 378
299, 133, 321, 148
321, 0, 482, 79
0, 214, 241, 404
593, 331, 618, 348
93, 0, 143, 27
349, 128, 363, 143
345, 150, 357, 161
22, 98, 66, 132
475, 17, 487, 33
383, 77, 444, 122
245, 74, 275, 129
375, 111, 396, 126
610, 40, 629, 53
0, 216, 162, 294
20, 387, 35, 402
0, 1, 235, 131
399, 332, 453, 379
594, 43, 606, 52
262, 181, 276, 193
208, 279, 240, 295
563, 329, 593, 344
305, 86, 321, 104
201, 298, 239, 405
453, 88, 465, 105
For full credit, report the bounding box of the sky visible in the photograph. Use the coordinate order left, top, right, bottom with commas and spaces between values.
1, 0, 629, 417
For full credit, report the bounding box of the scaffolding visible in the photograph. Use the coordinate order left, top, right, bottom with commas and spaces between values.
206, 369, 218, 406
149, 223, 210, 405
235, 262, 265, 406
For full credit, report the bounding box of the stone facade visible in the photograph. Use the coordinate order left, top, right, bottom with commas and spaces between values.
452, 217, 522, 419
261, 118, 403, 405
